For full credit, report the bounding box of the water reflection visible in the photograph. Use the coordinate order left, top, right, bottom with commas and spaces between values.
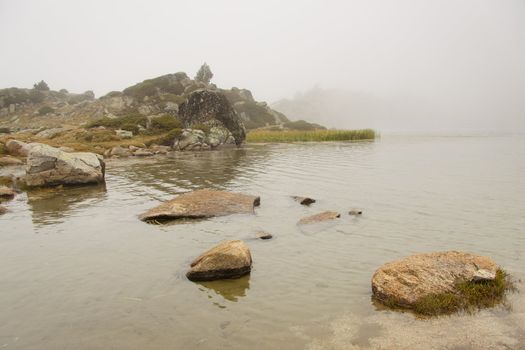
27, 184, 107, 226
197, 274, 251, 303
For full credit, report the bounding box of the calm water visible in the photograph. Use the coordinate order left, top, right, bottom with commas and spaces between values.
1, 135, 525, 349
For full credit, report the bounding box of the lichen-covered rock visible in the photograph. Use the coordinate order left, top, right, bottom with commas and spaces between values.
371, 251, 500, 308
175, 129, 206, 151
25, 143, 105, 187
179, 89, 246, 145
298, 211, 340, 225
139, 189, 260, 222
186, 240, 252, 281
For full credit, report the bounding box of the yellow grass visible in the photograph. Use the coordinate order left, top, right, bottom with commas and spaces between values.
246, 129, 376, 143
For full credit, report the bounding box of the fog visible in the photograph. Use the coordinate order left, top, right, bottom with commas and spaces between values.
1, 0, 524, 133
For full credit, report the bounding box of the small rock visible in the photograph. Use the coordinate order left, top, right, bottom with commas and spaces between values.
256, 231, 273, 240
292, 196, 316, 206
0, 205, 6, 215
298, 211, 340, 225
0, 186, 16, 199
348, 209, 363, 215
0, 156, 23, 166
186, 240, 252, 281
133, 149, 153, 157
472, 269, 496, 282
115, 129, 133, 139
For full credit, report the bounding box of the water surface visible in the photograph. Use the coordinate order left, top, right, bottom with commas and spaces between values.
1, 135, 524, 349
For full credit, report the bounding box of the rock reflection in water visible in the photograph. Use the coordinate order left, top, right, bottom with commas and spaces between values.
27, 184, 107, 226
196, 274, 251, 303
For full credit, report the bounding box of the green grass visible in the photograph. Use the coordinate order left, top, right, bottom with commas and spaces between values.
411, 269, 516, 316
246, 129, 376, 143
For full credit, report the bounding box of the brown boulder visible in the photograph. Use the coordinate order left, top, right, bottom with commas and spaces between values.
139, 189, 260, 222
298, 211, 340, 225
0, 186, 16, 199
5, 140, 31, 156
371, 251, 499, 308
186, 240, 252, 281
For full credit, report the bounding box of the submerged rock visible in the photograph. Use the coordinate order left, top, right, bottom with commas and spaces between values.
371, 251, 500, 309
292, 196, 316, 206
0, 156, 23, 166
139, 189, 260, 222
256, 231, 273, 240
186, 240, 252, 281
298, 211, 340, 225
0, 186, 16, 199
179, 89, 246, 145
25, 143, 105, 187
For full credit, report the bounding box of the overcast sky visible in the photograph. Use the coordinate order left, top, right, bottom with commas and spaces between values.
1, 0, 524, 132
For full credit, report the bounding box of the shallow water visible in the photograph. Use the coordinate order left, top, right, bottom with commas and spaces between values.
1, 135, 524, 349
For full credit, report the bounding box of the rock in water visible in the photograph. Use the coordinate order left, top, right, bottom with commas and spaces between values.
25, 143, 105, 187
371, 251, 499, 308
0, 205, 6, 215
348, 209, 363, 215
0, 186, 16, 199
256, 231, 273, 240
298, 211, 340, 225
186, 240, 252, 281
179, 90, 246, 145
139, 189, 260, 222
292, 196, 316, 206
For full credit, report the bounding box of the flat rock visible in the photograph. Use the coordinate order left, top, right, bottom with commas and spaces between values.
0, 186, 16, 199
139, 189, 260, 222
186, 240, 252, 281
298, 211, 340, 225
0, 156, 23, 166
292, 196, 316, 206
25, 143, 105, 187
133, 149, 154, 157
371, 251, 499, 308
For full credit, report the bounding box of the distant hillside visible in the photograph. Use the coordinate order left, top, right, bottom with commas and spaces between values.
0, 71, 300, 131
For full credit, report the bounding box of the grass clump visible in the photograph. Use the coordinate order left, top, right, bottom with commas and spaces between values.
413, 269, 515, 316
150, 115, 181, 131
247, 129, 376, 143
87, 114, 147, 131
146, 128, 182, 146
192, 123, 210, 134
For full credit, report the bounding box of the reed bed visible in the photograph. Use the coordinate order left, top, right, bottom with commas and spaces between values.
246, 129, 376, 143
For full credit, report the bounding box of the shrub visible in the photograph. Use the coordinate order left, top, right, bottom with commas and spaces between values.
28, 89, 46, 103
86, 114, 147, 131
150, 115, 181, 131
195, 63, 213, 84
38, 106, 55, 115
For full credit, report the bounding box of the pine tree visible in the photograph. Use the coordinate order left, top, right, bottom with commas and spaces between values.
33, 80, 50, 91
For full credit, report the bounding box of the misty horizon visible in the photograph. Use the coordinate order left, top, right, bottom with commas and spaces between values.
1, 0, 524, 132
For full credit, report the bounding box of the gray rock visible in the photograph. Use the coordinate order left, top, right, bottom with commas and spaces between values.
24, 143, 105, 187
36, 128, 65, 139
110, 146, 132, 157
176, 129, 205, 150
179, 90, 246, 145
133, 149, 153, 157
164, 102, 179, 113
472, 269, 496, 282
115, 129, 133, 139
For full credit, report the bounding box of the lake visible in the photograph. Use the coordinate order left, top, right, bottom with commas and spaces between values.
1, 135, 524, 349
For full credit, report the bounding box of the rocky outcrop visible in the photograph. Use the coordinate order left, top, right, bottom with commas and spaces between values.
292, 196, 316, 206
371, 251, 499, 308
139, 189, 260, 222
186, 240, 252, 281
25, 143, 105, 187
298, 211, 341, 225
179, 90, 246, 145
0, 156, 23, 166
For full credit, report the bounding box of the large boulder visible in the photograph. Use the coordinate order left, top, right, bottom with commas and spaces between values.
25, 143, 105, 187
371, 251, 500, 309
186, 240, 252, 281
179, 89, 246, 145
139, 189, 260, 222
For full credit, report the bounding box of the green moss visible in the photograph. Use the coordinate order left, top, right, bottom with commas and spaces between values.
146, 128, 182, 146
150, 115, 181, 131
192, 123, 210, 134
86, 114, 147, 131
410, 269, 515, 316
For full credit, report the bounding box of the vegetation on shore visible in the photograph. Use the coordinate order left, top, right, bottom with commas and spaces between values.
378, 269, 516, 316
246, 129, 376, 143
